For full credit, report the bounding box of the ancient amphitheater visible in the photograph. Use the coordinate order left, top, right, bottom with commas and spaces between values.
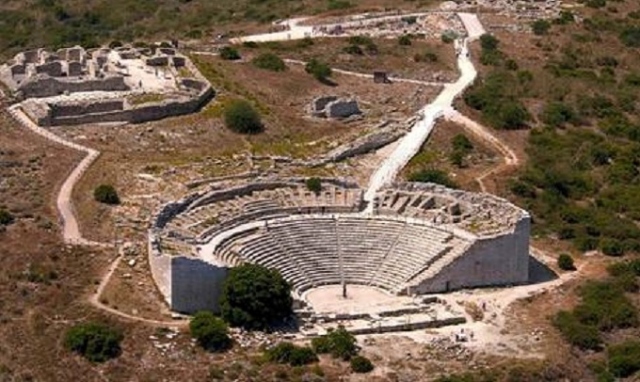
149, 178, 530, 334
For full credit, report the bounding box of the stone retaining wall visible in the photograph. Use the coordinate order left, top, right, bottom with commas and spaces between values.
18, 75, 129, 99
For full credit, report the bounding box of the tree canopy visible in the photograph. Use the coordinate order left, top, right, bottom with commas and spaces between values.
93, 184, 120, 205
220, 264, 292, 330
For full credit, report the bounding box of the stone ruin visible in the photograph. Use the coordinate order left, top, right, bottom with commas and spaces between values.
309, 95, 362, 119
1, 45, 214, 126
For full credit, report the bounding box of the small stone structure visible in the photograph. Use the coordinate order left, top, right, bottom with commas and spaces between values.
309, 95, 362, 119
1, 44, 214, 126
373, 71, 390, 84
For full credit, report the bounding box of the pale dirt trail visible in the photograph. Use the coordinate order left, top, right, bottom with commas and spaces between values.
444, 109, 519, 192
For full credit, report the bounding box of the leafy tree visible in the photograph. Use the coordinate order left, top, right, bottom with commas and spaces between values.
311, 326, 358, 360
531, 20, 551, 35
252, 53, 286, 72
93, 184, 120, 205
219, 46, 240, 60
64, 322, 123, 362
557, 253, 576, 271
220, 264, 292, 330
189, 311, 232, 352
224, 100, 264, 134
305, 59, 332, 82
350, 355, 374, 373
0, 209, 14, 226
398, 34, 412, 46
305, 177, 322, 194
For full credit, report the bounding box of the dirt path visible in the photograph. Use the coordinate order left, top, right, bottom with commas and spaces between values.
8, 105, 105, 246
444, 109, 519, 192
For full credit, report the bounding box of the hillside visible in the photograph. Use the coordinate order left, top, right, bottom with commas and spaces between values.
0, 0, 428, 58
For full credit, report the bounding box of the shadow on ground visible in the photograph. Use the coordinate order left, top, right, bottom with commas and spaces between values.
528, 255, 558, 284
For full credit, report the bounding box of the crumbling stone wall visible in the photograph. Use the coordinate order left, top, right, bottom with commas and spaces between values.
18, 75, 129, 98
51, 100, 123, 117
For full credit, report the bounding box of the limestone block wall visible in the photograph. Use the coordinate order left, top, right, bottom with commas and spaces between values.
51, 100, 123, 117
412, 216, 530, 294
18, 75, 129, 98
147, 231, 172, 306
170, 256, 229, 314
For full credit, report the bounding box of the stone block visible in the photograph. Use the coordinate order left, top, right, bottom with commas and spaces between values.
326, 98, 361, 119
67, 61, 83, 77
35, 61, 63, 77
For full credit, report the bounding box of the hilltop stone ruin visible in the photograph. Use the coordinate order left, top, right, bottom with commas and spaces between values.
0, 45, 213, 126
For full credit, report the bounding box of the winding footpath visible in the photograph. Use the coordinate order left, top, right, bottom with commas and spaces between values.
8, 105, 103, 246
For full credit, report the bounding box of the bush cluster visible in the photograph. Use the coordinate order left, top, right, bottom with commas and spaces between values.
408, 169, 458, 188
265, 342, 318, 366
0, 209, 14, 226
449, 134, 474, 168
64, 322, 123, 362
350, 355, 374, 373
223, 100, 264, 134
189, 311, 232, 352
557, 253, 575, 271
311, 326, 358, 360
305, 59, 332, 82
219, 46, 240, 60
607, 341, 640, 378
251, 53, 286, 72
93, 184, 120, 205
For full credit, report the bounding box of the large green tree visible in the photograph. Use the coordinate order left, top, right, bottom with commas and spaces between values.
220, 264, 292, 330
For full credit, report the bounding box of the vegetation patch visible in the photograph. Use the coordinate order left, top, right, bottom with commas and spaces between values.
223, 100, 264, 134
93, 184, 120, 205
220, 264, 292, 330
64, 322, 123, 363
189, 311, 232, 352
251, 53, 287, 72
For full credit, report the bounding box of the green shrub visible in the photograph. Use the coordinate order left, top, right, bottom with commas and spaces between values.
607, 341, 640, 378
408, 169, 458, 188
223, 100, 263, 134
0, 209, 14, 226
189, 311, 232, 352
452, 134, 473, 153
557, 253, 576, 271
398, 35, 412, 46
552, 311, 602, 350
266, 342, 318, 366
601, 238, 624, 257
480, 34, 499, 51
343, 44, 363, 55
620, 27, 640, 48
414, 51, 438, 63
220, 46, 241, 60
350, 355, 374, 373
93, 184, 120, 205
305, 59, 332, 82
64, 322, 123, 362
220, 264, 292, 330
311, 326, 358, 360
575, 281, 638, 331
305, 177, 322, 194
252, 53, 286, 72
540, 102, 576, 127
327, 0, 352, 10
531, 20, 551, 35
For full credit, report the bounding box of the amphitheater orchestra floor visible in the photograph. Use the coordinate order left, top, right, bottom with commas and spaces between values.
303, 284, 417, 315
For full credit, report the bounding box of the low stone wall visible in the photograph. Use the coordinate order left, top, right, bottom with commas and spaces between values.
18, 75, 129, 99
32, 81, 214, 127
51, 100, 123, 117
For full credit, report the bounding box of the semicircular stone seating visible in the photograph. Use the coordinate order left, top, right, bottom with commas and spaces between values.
216, 215, 469, 295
